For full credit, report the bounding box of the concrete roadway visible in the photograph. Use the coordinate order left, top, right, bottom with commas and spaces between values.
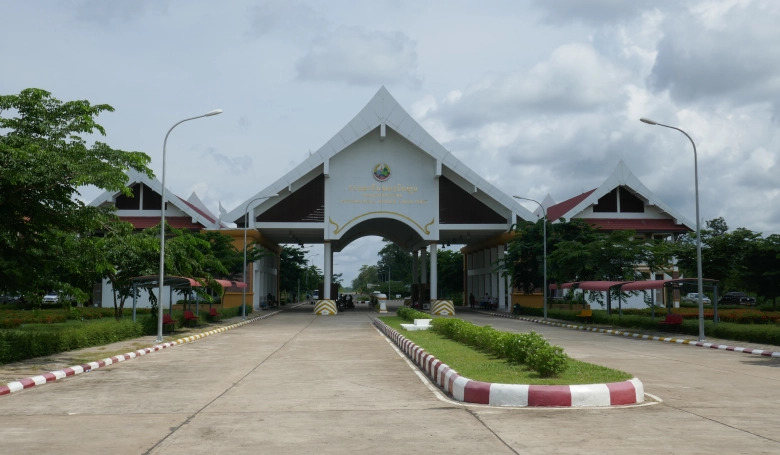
0, 303, 778, 454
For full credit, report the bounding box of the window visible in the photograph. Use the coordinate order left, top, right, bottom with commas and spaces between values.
593, 188, 617, 212
142, 184, 162, 210
115, 183, 140, 210
619, 187, 644, 212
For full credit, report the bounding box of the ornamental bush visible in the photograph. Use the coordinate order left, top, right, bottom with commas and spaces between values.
430, 318, 568, 377
0, 319, 143, 365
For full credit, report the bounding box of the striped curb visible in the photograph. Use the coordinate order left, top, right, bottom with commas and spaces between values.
479, 311, 780, 358
0, 310, 282, 397
373, 319, 644, 407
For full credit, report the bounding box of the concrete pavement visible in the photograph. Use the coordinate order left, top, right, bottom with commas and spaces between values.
1, 303, 779, 454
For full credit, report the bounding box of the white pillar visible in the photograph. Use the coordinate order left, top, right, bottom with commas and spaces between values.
429, 243, 438, 300
497, 246, 506, 310
323, 242, 332, 299
488, 248, 498, 297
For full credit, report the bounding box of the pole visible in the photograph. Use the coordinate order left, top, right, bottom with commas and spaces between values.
156, 109, 222, 343
640, 118, 705, 341
513, 196, 547, 320
242, 195, 278, 320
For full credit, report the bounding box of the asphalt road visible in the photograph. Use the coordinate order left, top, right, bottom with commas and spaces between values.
0, 303, 778, 454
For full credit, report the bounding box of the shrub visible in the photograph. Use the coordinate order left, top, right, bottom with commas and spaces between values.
430, 318, 568, 377
396, 306, 429, 321
0, 319, 143, 365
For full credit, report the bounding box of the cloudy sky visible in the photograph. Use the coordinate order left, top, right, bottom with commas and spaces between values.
3, 0, 778, 286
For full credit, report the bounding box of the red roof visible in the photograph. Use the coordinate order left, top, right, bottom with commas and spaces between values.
120, 216, 204, 230
177, 196, 218, 225
546, 189, 595, 221
581, 218, 691, 233
578, 281, 631, 291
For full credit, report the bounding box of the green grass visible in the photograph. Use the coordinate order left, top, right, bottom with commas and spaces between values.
380, 316, 632, 385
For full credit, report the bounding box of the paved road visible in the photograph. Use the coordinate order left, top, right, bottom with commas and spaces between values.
1, 304, 778, 454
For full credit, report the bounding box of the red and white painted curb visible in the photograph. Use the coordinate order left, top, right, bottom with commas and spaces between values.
373, 319, 644, 407
0, 310, 281, 397
482, 311, 780, 358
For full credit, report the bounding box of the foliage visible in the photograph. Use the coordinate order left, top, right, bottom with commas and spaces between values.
352, 264, 380, 294
507, 218, 672, 301
377, 240, 412, 284
0, 88, 152, 301
380, 317, 631, 384
0, 319, 143, 365
279, 245, 308, 295
436, 249, 463, 299
429, 317, 568, 377
396, 306, 430, 321
673, 217, 780, 308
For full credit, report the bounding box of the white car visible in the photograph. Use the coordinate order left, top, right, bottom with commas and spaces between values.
682, 292, 711, 305
42, 292, 59, 304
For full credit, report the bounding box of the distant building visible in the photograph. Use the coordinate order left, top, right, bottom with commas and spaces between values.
540, 161, 695, 308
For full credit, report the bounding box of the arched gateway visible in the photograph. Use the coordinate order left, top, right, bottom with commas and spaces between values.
222, 88, 535, 315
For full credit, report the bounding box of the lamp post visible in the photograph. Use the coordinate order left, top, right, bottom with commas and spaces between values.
513, 196, 548, 320
243, 194, 278, 319
640, 117, 705, 341
157, 109, 222, 343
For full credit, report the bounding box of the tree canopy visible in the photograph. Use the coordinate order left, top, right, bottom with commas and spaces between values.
0, 88, 152, 299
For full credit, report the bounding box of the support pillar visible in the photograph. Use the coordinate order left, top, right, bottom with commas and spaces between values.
323, 242, 332, 299
429, 243, 438, 300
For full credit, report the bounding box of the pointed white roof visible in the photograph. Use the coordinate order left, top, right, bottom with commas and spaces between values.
556, 160, 695, 229
89, 169, 221, 229
224, 87, 534, 226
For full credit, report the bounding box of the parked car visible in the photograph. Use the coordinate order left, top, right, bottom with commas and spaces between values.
682, 292, 711, 305
42, 292, 59, 304
718, 292, 757, 306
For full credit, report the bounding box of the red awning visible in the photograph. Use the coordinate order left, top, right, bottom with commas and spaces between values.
621, 280, 666, 291
578, 281, 632, 291
560, 282, 579, 289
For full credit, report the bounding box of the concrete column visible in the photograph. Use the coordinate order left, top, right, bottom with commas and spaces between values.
497, 246, 506, 310
491, 247, 499, 299
429, 243, 438, 300
323, 242, 332, 299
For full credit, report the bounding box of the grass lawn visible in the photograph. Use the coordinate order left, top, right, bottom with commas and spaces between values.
380, 316, 632, 385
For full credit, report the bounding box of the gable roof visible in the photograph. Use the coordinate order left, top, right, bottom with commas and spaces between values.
89, 169, 222, 230
546, 161, 694, 231
224, 87, 535, 246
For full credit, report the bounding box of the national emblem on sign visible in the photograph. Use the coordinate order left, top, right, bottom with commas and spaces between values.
373, 163, 390, 181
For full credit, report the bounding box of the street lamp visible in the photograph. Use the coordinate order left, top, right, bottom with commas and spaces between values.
513, 196, 548, 320
640, 117, 705, 341
157, 109, 222, 343
243, 194, 278, 319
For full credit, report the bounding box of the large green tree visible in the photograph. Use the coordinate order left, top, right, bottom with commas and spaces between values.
436, 249, 463, 299
0, 88, 152, 299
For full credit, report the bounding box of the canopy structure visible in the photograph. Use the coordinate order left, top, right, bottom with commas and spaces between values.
128, 276, 247, 321
557, 278, 721, 320
130, 276, 246, 290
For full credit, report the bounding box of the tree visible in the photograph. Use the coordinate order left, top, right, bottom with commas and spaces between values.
436, 249, 463, 299
0, 88, 152, 299
352, 265, 379, 294
673, 217, 764, 292
743, 234, 780, 309
279, 245, 307, 298
376, 240, 412, 284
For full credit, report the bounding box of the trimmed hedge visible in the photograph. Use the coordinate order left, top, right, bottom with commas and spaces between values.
0, 319, 143, 365
396, 306, 567, 377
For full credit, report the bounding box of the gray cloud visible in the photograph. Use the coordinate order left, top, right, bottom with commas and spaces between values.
295, 26, 421, 87
649, 1, 780, 110
531, 0, 663, 25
